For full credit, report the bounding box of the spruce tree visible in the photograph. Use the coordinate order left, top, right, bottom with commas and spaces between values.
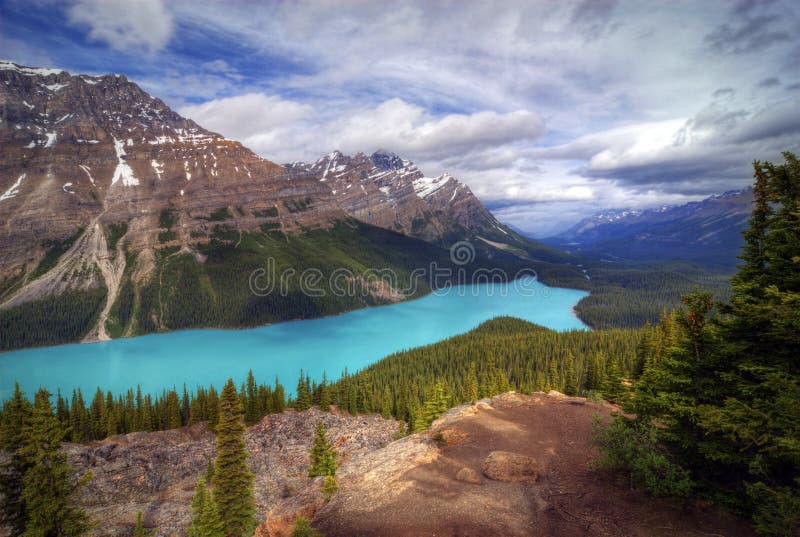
206, 386, 219, 431
213, 379, 255, 537
421, 380, 448, 427
0, 383, 32, 535
188, 478, 224, 537
308, 422, 337, 477
133, 511, 155, 537
601, 359, 626, 403
19, 388, 92, 537
563, 354, 579, 396
318, 373, 331, 412
465, 362, 479, 403
166, 389, 182, 429
272, 378, 285, 413
244, 370, 259, 424
295, 370, 312, 411
379, 385, 392, 419
205, 454, 215, 485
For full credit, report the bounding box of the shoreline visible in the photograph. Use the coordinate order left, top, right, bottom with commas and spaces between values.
3, 274, 591, 355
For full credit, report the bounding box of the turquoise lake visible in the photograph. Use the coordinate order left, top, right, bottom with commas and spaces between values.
0, 278, 588, 400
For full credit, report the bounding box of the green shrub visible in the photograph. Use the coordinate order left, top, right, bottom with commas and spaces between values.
291, 516, 322, 537
321, 476, 338, 501
586, 390, 604, 402
593, 415, 693, 497
746, 481, 800, 537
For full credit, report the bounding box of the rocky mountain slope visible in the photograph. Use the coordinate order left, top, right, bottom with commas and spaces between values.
288, 150, 572, 265
0, 61, 578, 350
261, 393, 756, 537
288, 150, 505, 246
546, 189, 753, 268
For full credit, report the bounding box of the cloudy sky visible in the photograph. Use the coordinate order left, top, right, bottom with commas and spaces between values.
2, 0, 799, 235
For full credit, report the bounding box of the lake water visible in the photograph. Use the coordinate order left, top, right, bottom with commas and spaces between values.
0, 278, 588, 400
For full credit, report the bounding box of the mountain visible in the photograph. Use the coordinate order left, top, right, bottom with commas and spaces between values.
289, 150, 504, 246
545, 188, 753, 269
287, 149, 572, 264
0, 61, 578, 350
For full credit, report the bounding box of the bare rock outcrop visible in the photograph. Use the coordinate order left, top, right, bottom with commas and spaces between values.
60, 408, 399, 537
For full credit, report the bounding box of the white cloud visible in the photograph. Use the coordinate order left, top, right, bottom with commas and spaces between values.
180, 93, 314, 139
179, 95, 546, 165
57, 0, 796, 234
68, 0, 173, 55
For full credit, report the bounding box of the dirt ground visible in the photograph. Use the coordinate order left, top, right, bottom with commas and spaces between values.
314, 392, 756, 537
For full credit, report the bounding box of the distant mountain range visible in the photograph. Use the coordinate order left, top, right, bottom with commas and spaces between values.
0, 61, 577, 349
544, 188, 753, 269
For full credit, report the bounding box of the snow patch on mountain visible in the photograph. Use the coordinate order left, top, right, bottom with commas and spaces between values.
111, 137, 139, 186
0, 174, 26, 202
413, 173, 452, 199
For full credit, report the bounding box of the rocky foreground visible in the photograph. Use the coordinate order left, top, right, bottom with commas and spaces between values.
260, 392, 758, 537
4, 393, 760, 537
60, 409, 400, 536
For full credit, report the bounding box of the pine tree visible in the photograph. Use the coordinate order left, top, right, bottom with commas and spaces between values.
166, 389, 182, 429
464, 361, 479, 403
205, 453, 215, 485
89, 388, 105, 440
182, 384, 191, 427
19, 388, 92, 537
69, 388, 89, 443
212, 379, 255, 537
421, 380, 448, 427
563, 354, 578, 396
586, 352, 605, 391
601, 359, 626, 403
318, 373, 331, 412
379, 385, 392, 419
0, 383, 32, 535
188, 477, 224, 537
206, 386, 219, 431
133, 511, 155, 537
295, 370, 312, 411
189, 478, 207, 537
272, 378, 285, 413
244, 370, 259, 424
546, 359, 558, 392
308, 422, 337, 477
190, 395, 204, 426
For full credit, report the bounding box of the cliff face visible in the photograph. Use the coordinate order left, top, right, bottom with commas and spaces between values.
0, 61, 342, 282
287, 150, 507, 247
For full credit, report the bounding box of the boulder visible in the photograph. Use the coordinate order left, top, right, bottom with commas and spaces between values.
482, 451, 539, 483
455, 466, 482, 484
